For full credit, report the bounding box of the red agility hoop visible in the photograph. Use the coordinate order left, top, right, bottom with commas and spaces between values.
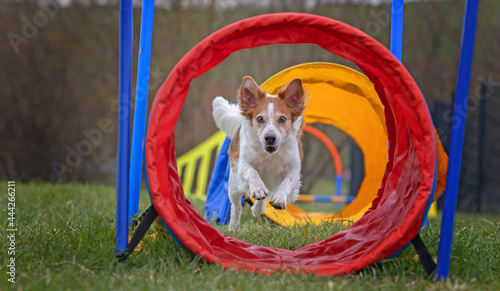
146, 13, 436, 276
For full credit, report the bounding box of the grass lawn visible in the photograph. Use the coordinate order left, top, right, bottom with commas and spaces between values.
1, 182, 499, 290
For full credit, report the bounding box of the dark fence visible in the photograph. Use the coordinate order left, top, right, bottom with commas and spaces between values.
434, 82, 500, 213
457, 82, 500, 213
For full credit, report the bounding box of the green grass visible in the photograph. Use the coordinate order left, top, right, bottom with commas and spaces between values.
1, 182, 499, 290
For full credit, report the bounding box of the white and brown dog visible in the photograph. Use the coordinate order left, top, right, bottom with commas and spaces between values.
212, 76, 306, 231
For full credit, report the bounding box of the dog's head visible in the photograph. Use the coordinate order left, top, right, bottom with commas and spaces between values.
238, 76, 305, 154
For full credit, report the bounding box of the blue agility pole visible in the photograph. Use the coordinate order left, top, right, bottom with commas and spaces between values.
116, 0, 133, 254
335, 174, 343, 206
436, 0, 479, 280
390, 0, 404, 62
128, 0, 156, 222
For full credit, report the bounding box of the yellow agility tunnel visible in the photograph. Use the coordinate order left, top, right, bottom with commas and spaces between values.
179, 62, 448, 226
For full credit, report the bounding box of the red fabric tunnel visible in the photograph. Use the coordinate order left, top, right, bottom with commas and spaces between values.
145, 13, 436, 276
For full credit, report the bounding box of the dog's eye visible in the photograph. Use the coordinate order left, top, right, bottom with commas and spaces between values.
278, 116, 287, 124
256, 116, 265, 124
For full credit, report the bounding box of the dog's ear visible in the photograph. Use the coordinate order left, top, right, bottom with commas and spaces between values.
238, 76, 264, 117
279, 78, 305, 118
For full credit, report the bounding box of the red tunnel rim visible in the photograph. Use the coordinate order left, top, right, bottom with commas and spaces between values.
145, 13, 436, 276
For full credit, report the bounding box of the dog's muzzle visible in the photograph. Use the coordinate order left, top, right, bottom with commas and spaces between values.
264, 134, 278, 154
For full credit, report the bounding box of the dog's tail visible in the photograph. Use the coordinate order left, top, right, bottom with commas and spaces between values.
212, 96, 243, 138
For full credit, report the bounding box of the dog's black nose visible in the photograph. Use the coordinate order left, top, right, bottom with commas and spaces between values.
264, 134, 276, 145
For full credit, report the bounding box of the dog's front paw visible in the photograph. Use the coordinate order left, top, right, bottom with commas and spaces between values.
269, 197, 286, 210
249, 180, 269, 200
228, 223, 239, 232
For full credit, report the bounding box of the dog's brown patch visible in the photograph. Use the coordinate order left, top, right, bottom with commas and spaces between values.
238, 76, 267, 121
228, 126, 240, 168
277, 78, 306, 123
298, 138, 303, 161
